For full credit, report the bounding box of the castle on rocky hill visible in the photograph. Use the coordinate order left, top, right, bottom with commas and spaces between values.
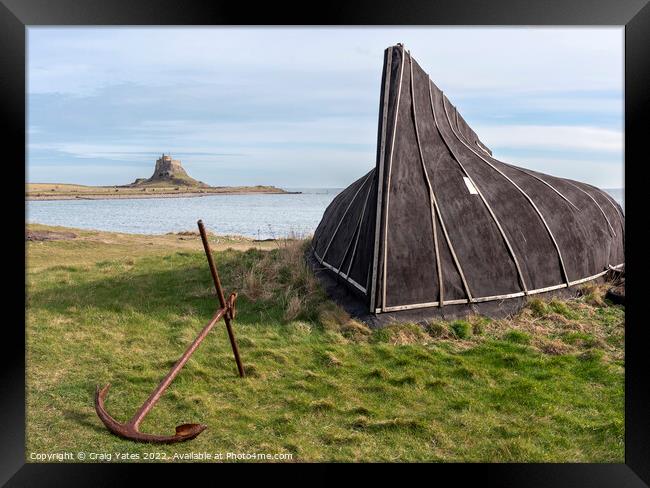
129, 153, 208, 187
152, 153, 189, 179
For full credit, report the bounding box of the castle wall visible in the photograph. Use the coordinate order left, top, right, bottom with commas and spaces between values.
151, 155, 188, 179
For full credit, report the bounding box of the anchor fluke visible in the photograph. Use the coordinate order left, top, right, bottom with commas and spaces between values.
94, 383, 207, 444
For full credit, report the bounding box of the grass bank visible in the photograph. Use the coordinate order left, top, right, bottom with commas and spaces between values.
26, 225, 624, 462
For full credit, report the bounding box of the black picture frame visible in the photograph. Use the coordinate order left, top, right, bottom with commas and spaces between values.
3, 0, 648, 484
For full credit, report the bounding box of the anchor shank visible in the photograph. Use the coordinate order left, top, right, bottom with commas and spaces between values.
129, 307, 227, 428
223, 314, 244, 377
197, 220, 245, 377
197, 220, 228, 309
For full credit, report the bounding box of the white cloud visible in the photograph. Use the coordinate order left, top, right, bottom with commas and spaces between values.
498, 156, 623, 189
475, 125, 622, 153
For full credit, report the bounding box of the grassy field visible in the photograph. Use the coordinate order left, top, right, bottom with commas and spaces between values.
26, 224, 624, 462
26, 183, 290, 200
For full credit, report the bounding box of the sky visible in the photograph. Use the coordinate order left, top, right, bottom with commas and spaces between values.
27, 27, 623, 189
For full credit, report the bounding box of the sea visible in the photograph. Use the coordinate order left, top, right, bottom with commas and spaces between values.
27, 187, 624, 240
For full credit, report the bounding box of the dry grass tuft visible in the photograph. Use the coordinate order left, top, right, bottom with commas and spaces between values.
236, 239, 324, 323
315, 301, 374, 341
284, 295, 304, 322
309, 399, 336, 412
234, 238, 372, 338
426, 321, 451, 338
339, 319, 372, 342
285, 321, 312, 336
318, 304, 351, 331
322, 352, 342, 367
386, 323, 430, 345
241, 264, 274, 301
534, 337, 572, 355
577, 282, 608, 307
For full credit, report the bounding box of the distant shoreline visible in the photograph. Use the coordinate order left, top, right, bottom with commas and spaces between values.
27, 191, 301, 201
26, 184, 300, 201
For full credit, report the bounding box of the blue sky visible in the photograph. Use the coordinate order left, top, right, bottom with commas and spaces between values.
27, 27, 623, 188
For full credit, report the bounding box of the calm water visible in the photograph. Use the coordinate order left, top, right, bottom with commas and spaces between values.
27, 188, 343, 239
27, 187, 624, 239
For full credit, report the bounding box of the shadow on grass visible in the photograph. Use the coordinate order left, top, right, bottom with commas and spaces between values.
28, 252, 277, 326
62, 407, 107, 434
28, 253, 273, 436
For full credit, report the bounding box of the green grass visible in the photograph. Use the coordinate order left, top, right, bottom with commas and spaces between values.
26, 225, 624, 462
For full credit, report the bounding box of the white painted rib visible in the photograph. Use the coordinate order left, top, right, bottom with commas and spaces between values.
409, 53, 444, 307
369, 47, 393, 312
435, 93, 529, 294
335, 170, 374, 273
527, 283, 569, 295
589, 184, 625, 227
375, 262, 624, 313
320, 171, 373, 262
346, 276, 368, 294
381, 44, 406, 312
313, 250, 367, 294
382, 299, 464, 312
471, 292, 526, 303
502, 164, 580, 211
564, 180, 616, 237
568, 270, 610, 286
427, 81, 474, 301
476, 140, 492, 156
344, 171, 374, 277
442, 102, 571, 287
599, 189, 625, 218
311, 185, 353, 252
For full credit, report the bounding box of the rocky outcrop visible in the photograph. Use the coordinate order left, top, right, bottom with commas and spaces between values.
129, 154, 208, 187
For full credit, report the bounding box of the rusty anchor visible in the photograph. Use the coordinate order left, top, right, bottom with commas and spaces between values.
95, 219, 245, 443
